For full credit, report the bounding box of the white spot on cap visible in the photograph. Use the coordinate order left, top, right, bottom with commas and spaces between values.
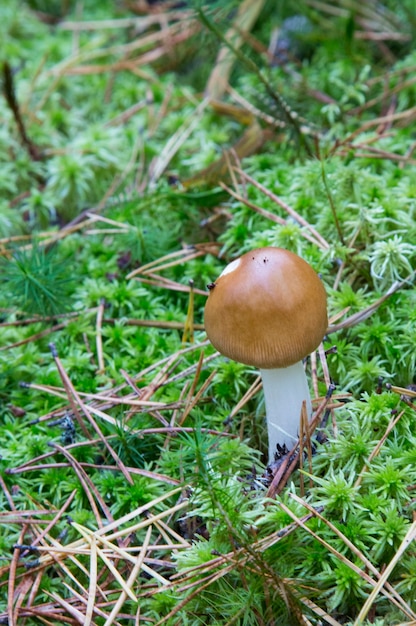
220, 258, 241, 277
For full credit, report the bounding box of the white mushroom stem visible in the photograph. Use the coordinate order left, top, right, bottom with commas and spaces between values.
260, 361, 312, 463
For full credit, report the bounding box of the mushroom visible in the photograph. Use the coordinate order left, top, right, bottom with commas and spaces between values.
204, 247, 327, 463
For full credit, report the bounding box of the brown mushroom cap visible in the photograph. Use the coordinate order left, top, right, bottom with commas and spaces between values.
204, 247, 327, 369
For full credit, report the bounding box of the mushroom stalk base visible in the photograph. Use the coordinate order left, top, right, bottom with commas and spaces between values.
260, 361, 312, 464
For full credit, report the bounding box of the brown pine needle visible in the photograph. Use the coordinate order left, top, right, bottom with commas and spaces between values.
8, 526, 27, 625
49, 344, 91, 439
127, 247, 195, 277
182, 279, 195, 343
5, 490, 194, 623
102, 501, 188, 544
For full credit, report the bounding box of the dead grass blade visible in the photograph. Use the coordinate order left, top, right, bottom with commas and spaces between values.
205, 0, 266, 100
148, 97, 209, 186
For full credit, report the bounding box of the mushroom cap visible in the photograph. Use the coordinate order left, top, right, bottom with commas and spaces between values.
204, 247, 327, 369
